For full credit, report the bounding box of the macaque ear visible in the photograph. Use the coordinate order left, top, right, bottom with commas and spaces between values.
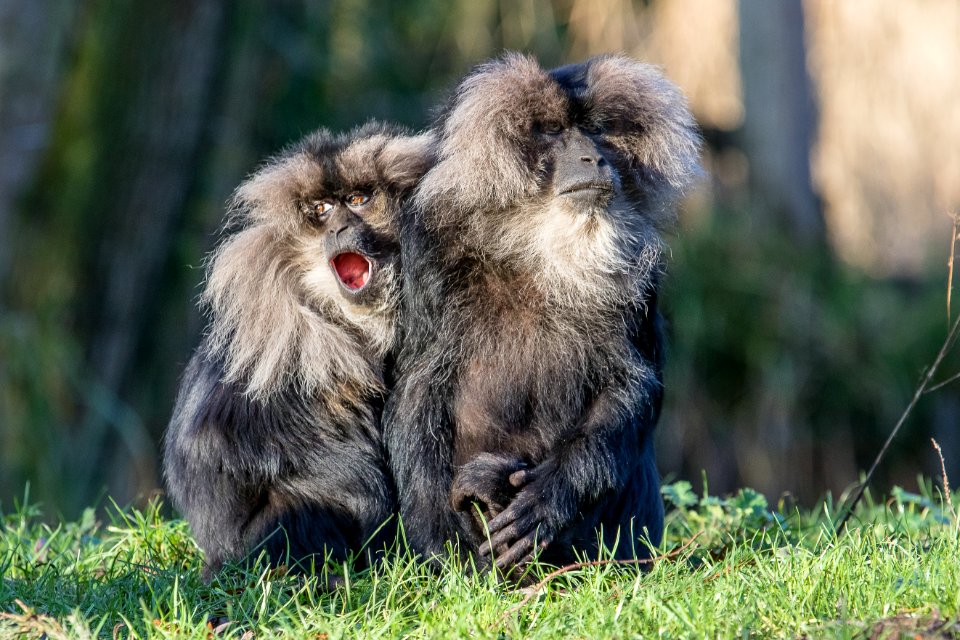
233, 153, 319, 230
378, 132, 437, 191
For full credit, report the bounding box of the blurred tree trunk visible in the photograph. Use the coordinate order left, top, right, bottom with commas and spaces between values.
0, 0, 76, 289
738, 0, 825, 244
5, 0, 231, 510
84, 1, 227, 394
81, 0, 230, 501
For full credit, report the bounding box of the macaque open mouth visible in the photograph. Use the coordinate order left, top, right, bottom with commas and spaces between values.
331, 252, 373, 291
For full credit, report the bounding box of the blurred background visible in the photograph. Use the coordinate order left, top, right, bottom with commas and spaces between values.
1, 0, 958, 519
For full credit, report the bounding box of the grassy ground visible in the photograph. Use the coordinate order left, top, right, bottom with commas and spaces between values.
1, 482, 958, 639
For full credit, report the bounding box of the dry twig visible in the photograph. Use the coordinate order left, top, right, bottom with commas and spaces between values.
835, 217, 960, 535
494, 532, 702, 627
835, 313, 960, 535
947, 212, 958, 321
931, 438, 956, 523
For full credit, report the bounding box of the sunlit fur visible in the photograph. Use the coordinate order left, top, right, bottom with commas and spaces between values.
415, 53, 700, 307
385, 53, 701, 572
205, 125, 433, 401
164, 122, 435, 578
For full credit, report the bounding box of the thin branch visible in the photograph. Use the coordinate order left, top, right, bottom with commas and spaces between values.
835, 311, 960, 535
494, 532, 702, 627
837, 216, 960, 534
948, 213, 958, 322
925, 370, 960, 395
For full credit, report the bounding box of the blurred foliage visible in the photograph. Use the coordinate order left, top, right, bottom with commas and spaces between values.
660, 211, 960, 502
662, 479, 787, 554
660, 475, 958, 565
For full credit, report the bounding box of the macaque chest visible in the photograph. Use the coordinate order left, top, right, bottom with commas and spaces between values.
450, 297, 588, 467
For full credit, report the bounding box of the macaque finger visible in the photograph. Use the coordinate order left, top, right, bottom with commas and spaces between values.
508, 469, 534, 488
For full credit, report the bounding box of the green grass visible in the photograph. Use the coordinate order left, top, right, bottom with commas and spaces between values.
1, 482, 958, 639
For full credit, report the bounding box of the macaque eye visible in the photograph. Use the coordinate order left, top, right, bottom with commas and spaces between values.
304, 200, 334, 220
346, 193, 370, 207
535, 121, 564, 137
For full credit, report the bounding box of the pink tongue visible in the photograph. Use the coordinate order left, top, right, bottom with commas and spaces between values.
332, 253, 371, 290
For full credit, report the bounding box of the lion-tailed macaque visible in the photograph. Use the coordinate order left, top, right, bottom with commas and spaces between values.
385, 54, 700, 575
164, 122, 434, 579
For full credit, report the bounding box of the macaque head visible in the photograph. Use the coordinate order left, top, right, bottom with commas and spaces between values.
203, 123, 435, 397
232, 122, 436, 312
416, 54, 700, 288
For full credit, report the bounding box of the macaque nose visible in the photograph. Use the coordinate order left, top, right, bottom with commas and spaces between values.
566, 131, 607, 167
